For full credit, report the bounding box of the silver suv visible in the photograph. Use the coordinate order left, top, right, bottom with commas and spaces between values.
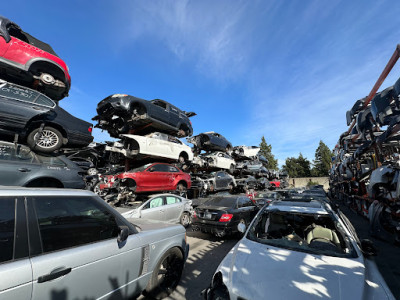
0, 188, 189, 299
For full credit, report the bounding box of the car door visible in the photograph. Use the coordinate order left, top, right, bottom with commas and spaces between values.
215, 172, 227, 189
0, 196, 32, 300
140, 164, 169, 191
140, 196, 167, 221
164, 195, 184, 223
168, 104, 180, 127
0, 82, 53, 134
29, 195, 144, 300
0, 142, 42, 186
149, 100, 170, 126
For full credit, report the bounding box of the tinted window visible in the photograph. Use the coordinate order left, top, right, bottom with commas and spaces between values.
152, 100, 167, 109
0, 197, 15, 263
148, 164, 167, 172
33, 196, 120, 253
237, 197, 248, 208
0, 83, 38, 103
0, 144, 35, 162
34, 94, 55, 107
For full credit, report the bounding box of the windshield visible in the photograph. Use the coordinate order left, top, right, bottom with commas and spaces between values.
247, 210, 356, 258
203, 197, 237, 208
255, 192, 276, 199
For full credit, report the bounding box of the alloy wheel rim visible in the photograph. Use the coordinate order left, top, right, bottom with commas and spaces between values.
34, 130, 59, 148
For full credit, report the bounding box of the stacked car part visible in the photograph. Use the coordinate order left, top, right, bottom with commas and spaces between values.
330, 45, 400, 244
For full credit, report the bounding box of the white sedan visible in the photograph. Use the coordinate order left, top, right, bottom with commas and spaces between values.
204, 198, 395, 300
106, 132, 194, 162
202, 152, 236, 173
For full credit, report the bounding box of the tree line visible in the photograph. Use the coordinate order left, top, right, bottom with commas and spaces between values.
259, 137, 332, 178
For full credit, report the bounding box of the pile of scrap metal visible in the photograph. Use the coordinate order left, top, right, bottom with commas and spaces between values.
330, 46, 400, 244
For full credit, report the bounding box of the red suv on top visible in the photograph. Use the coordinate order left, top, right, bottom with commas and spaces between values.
100, 163, 191, 195
0, 16, 70, 100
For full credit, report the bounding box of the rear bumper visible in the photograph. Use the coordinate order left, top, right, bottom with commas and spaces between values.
191, 220, 235, 236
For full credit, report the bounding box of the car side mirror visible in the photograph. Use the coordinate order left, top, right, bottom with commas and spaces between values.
361, 239, 377, 256
238, 223, 246, 233
117, 226, 129, 243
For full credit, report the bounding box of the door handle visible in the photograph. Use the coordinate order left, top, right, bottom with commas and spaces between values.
18, 168, 31, 172
38, 267, 71, 283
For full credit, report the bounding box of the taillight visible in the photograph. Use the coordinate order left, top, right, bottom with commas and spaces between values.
219, 214, 233, 222
192, 210, 197, 218
88, 126, 93, 133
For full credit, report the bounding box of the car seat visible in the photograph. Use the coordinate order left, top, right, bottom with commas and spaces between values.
306, 225, 341, 251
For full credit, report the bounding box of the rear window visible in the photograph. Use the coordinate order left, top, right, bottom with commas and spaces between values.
36, 154, 67, 167
0, 83, 38, 103
0, 197, 15, 263
0, 144, 35, 162
204, 197, 237, 208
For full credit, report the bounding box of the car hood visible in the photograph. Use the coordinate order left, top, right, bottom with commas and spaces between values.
219, 238, 392, 300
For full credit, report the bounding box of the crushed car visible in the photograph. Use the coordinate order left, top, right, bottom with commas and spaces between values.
200, 171, 236, 194
187, 132, 232, 154
105, 132, 193, 163
0, 16, 71, 100
0, 80, 93, 153
202, 151, 236, 174
232, 145, 260, 159
93, 94, 195, 138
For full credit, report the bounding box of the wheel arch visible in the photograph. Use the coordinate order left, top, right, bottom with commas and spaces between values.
24, 177, 64, 188
25, 120, 68, 144
27, 58, 67, 82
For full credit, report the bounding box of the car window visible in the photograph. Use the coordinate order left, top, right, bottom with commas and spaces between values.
0, 197, 15, 263
152, 100, 167, 109
35, 154, 67, 167
237, 197, 248, 208
32, 196, 120, 253
0, 83, 38, 103
166, 196, 180, 204
0, 144, 35, 162
148, 164, 166, 172
149, 197, 164, 208
168, 166, 179, 172
34, 94, 56, 107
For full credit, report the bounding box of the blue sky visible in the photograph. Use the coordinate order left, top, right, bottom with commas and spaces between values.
4, 0, 400, 166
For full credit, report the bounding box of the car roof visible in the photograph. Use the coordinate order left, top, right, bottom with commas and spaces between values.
266, 199, 329, 215
0, 187, 95, 197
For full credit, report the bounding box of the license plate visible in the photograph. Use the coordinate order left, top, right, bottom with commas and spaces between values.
205, 212, 212, 219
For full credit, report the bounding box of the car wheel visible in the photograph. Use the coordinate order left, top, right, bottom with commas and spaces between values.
180, 212, 190, 228
176, 183, 187, 197
27, 126, 63, 153
87, 168, 98, 176
145, 247, 184, 299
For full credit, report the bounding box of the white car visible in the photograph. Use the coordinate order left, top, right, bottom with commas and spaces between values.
105, 132, 193, 162
202, 152, 236, 173
233, 145, 260, 158
204, 198, 395, 300
118, 194, 193, 227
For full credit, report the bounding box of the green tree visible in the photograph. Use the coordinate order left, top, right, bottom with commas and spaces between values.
312, 140, 333, 177
282, 153, 311, 178
259, 136, 278, 170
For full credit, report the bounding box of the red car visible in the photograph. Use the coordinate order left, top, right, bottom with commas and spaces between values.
99, 163, 191, 195
0, 16, 70, 100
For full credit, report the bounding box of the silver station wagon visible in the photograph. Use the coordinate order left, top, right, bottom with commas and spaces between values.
0, 188, 189, 299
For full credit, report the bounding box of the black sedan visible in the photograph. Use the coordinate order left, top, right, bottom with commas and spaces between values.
192, 195, 258, 237
0, 80, 93, 153
187, 131, 232, 154
0, 141, 85, 188
93, 94, 196, 138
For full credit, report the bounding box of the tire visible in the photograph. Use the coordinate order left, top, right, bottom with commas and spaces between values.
180, 212, 190, 228
145, 247, 184, 299
176, 183, 187, 197
87, 168, 98, 176
27, 126, 63, 153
